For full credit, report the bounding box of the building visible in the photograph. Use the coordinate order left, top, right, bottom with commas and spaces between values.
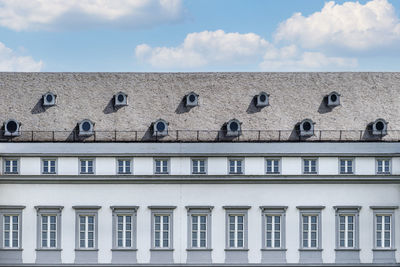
0, 72, 399, 266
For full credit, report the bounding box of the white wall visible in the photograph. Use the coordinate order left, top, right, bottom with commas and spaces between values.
19, 157, 40, 175
58, 157, 78, 175
281, 157, 301, 175
1, 183, 399, 264
355, 157, 375, 175
244, 157, 264, 175
95, 157, 116, 175
319, 157, 338, 175
133, 157, 153, 175
207, 157, 227, 175
170, 157, 190, 175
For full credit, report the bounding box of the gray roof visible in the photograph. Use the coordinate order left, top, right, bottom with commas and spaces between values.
0, 72, 399, 142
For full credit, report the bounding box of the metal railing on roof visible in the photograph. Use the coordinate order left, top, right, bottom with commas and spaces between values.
0, 129, 398, 142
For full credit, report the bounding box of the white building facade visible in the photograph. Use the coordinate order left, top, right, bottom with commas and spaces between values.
0, 73, 399, 266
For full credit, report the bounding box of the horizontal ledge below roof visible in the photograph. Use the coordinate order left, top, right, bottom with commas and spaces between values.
0, 142, 399, 156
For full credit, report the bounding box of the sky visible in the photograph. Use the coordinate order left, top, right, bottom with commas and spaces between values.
0, 0, 399, 72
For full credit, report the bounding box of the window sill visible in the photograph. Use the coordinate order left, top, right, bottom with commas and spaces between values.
335, 248, 360, 251
298, 248, 323, 251
261, 248, 287, 251
0, 248, 23, 251
192, 172, 207, 175
42, 173, 57, 175
80, 172, 94, 175
111, 248, 138, 251
376, 172, 391, 175
150, 248, 174, 251
117, 172, 132, 175
154, 173, 169, 175
340, 173, 354, 175
186, 248, 213, 251
303, 172, 318, 175
266, 172, 280, 175
4, 172, 19, 175
224, 248, 249, 251
372, 248, 396, 251
74, 249, 99, 251
36, 248, 62, 251
229, 173, 243, 175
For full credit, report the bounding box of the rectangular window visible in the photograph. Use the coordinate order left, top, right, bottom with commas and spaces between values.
191, 215, 207, 248
266, 215, 281, 248
376, 215, 391, 248
228, 215, 244, 248
192, 159, 206, 174
339, 215, 354, 248
4, 159, 18, 174
376, 159, 391, 174
340, 159, 353, 174
3, 215, 19, 248
266, 159, 280, 174
303, 159, 317, 174
41, 215, 57, 248
154, 215, 170, 248
302, 215, 318, 248
42, 159, 57, 174
229, 159, 243, 174
117, 159, 132, 174
79, 215, 95, 248
80, 159, 94, 174
155, 159, 169, 174
117, 215, 132, 248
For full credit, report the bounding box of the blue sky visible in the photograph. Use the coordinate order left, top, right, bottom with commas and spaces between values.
0, 0, 399, 72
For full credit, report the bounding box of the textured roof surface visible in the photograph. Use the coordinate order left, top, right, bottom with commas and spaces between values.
0, 72, 399, 141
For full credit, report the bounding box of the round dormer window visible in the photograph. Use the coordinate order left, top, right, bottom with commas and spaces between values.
6, 120, 18, 133
375, 121, 385, 131
303, 121, 312, 131
189, 94, 196, 102
229, 121, 239, 131
46, 94, 54, 103
156, 121, 166, 132
82, 121, 91, 131
330, 94, 337, 102
117, 94, 125, 102
260, 94, 267, 102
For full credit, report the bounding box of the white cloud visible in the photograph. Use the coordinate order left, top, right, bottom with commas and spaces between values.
0, 42, 42, 71
0, 0, 183, 31
135, 30, 357, 70
260, 45, 357, 71
275, 0, 400, 51
135, 30, 272, 68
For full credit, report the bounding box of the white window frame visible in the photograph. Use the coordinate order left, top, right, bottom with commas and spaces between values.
79, 215, 95, 249
111, 206, 138, 250
297, 206, 324, 250
223, 206, 250, 250
149, 206, 176, 250
154, 158, 169, 174
191, 158, 207, 174
79, 159, 95, 174
376, 158, 391, 175
260, 206, 287, 250
41, 158, 57, 174
73, 206, 100, 251
186, 206, 213, 250
339, 158, 354, 174
35, 206, 63, 250
3, 215, 19, 248
303, 158, 318, 174
228, 158, 244, 174
0, 206, 25, 250
3, 158, 19, 174
265, 158, 280, 174
117, 158, 132, 174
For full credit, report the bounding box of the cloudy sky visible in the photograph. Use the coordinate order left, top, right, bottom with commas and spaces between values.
0, 0, 399, 72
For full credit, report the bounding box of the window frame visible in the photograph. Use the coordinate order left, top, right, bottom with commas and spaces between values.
265, 158, 281, 174
191, 158, 207, 175
228, 158, 244, 175
186, 206, 213, 250
302, 158, 318, 175
223, 206, 250, 250
35, 206, 63, 250
375, 158, 392, 175
334, 206, 361, 250
339, 158, 355, 175
371, 206, 398, 250
41, 158, 58, 175
0, 205, 25, 250
79, 158, 95, 175
3, 158, 20, 175
149, 206, 176, 250
73, 206, 100, 251
260, 206, 287, 250
116, 158, 133, 175
297, 206, 324, 250
111, 206, 138, 250
153, 158, 170, 175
